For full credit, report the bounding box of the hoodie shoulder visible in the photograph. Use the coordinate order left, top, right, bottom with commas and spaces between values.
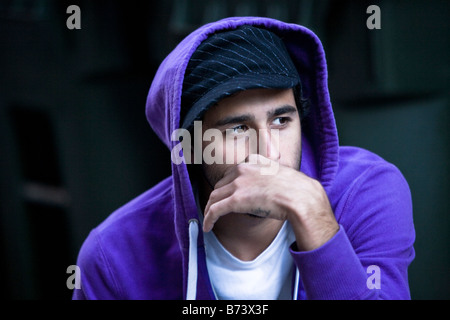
332, 146, 412, 211
329, 146, 415, 299
96, 176, 174, 232
73, 177, 184, 300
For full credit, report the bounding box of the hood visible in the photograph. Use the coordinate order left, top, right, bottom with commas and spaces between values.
145, 17, 339, 299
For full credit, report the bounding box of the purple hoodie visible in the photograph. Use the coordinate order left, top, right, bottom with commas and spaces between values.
72, 17, 415, 300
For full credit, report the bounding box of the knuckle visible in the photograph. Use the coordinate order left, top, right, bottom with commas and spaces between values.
209, 190, 218, 201
208, 203, 217, 216
230, 193, 242, 203
230, 180, 239, 190
235, 163, 245, 173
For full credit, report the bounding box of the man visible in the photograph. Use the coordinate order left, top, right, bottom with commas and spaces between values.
73, 17, 415, 300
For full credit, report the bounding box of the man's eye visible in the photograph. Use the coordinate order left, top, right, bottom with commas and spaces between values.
231, 125, 248, 134
272, 117, 290, 126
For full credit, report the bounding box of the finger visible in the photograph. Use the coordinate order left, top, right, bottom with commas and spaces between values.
246, 153, 272, 166
204, 190, 260, 233
213, 165, 240, 189
204, 183, 235, 217
203, 197, 236, 232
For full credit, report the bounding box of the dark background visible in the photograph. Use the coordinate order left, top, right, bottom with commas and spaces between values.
0, 0, 448, 300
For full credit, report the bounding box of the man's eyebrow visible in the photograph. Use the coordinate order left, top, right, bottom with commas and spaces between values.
214, 114, 255, 127
267, 105, 298, 118
213, 105, 297, 127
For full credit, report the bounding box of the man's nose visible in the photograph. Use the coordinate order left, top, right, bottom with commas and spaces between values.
258, 129, 280, 161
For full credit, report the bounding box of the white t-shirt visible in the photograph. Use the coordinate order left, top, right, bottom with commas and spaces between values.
203, 220, 296, 300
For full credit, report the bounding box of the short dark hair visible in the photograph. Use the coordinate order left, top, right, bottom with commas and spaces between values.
293, 84, 310, 121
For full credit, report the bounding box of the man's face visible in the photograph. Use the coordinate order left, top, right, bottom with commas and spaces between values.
200, 88, 302, 189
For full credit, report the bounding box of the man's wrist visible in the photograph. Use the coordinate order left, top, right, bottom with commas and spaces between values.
284, 191, 339, 252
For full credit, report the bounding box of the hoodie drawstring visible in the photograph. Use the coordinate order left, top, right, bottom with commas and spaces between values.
293, 267, 300, 300
186, 218, 300, 300
186, 219, 199, 300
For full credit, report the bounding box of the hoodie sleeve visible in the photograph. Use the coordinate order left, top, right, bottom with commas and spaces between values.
290, 162, 415, 300
72, 229, 123, 300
